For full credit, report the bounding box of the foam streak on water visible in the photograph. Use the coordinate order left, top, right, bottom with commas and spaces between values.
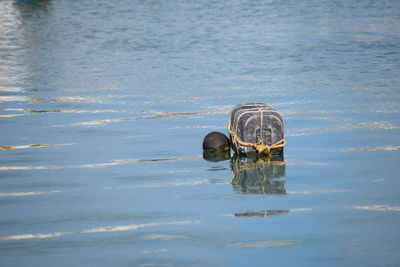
0, 220, 197, 240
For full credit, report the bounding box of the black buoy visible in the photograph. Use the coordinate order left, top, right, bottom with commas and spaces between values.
202, 131, 230, 152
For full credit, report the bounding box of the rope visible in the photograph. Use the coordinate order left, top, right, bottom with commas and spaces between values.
228, 104, 286, 156
229, 130, 286, 156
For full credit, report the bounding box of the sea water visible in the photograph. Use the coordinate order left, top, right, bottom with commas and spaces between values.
0, 0, 399, 266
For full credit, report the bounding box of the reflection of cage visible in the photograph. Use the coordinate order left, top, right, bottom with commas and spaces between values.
230, 155, 286, 195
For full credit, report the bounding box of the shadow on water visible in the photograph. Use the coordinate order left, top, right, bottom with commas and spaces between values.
230, 154, 286, 195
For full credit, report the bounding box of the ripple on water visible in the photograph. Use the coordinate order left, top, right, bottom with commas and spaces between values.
4, 108, 158, 114
0, 155, 203, 171
225, 239, 305, 249
352, 205, 400, 211
338, 146, 400, 152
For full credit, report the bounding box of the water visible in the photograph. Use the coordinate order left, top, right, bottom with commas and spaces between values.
1, 0, 399, 266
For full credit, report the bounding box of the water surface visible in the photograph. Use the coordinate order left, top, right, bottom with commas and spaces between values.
1, 0, 400, 266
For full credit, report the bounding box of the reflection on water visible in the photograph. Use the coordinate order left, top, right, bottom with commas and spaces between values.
204, 151, 286, 195
234, 209, 289, 218
1, 0, 400, 265
203, 151, 231, 162
230, 155, 286, 195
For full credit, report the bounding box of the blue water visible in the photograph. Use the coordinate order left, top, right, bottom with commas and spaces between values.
1, 0, 400, 266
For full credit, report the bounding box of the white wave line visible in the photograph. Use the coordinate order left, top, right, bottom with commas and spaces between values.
81, 220, 197, 233
352, 205, 400, 211
0, 220, 199, 241
0, 191, 60, 197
